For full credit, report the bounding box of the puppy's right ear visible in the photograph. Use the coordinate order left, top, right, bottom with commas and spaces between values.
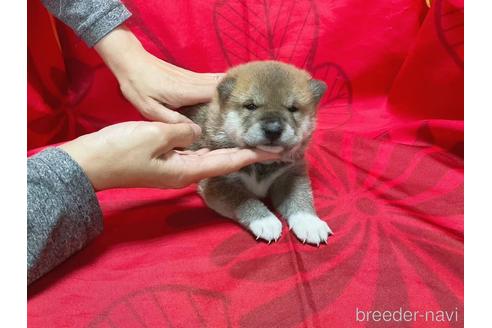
309, 79, 327, 104
217, 77, 236, 104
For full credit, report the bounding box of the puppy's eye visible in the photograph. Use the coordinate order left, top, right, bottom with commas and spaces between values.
244, 103, 257, 111
288, 106, 299, 113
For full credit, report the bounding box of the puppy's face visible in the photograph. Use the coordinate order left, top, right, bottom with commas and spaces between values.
216, 61, 326, 154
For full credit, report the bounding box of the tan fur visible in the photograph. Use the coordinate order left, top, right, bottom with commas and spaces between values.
182, 61, 332, 245
184, 61, 322, 152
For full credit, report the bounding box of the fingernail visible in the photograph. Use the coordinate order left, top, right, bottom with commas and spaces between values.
191, 124, 202, 137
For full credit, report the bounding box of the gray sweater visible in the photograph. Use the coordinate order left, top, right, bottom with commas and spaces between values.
28, 0, 132, 284
27, 148, 103, 285
41, 0, 131, 47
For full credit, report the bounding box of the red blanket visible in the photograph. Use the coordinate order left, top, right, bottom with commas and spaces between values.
27, 0, 463, 327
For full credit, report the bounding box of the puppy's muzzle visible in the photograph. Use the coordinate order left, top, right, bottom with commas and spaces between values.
261, 118, 284, 142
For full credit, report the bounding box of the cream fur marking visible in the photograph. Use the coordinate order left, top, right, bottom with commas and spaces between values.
223, 111, 244, 146
299, 116, 315, 138
232, 166, 290, 198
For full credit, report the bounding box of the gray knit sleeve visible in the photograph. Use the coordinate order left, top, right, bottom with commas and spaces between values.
40, 0, 132, 47
27, 148, 103, 285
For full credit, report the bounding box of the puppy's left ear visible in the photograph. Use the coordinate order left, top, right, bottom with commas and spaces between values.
309, 79, 327, 104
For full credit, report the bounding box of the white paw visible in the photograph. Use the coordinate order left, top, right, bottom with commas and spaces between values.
249, 215, 283, 243
288, 213, 332, 246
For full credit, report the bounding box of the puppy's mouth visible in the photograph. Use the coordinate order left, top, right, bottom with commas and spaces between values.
243, 138, 292, 153
236, 121, 304, 155
242, 135, 302, 154
246, 139, 301, 155
255, 144, 285, 154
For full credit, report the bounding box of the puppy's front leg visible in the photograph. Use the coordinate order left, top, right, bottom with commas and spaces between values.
270, 165, 333, 245
199, 177, 282, 243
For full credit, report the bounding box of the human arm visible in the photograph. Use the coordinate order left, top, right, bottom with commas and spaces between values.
27, 148, 103, 285
58, 121, 279, 190
27, 122, 278, 284
93, 25, 223, 123
41, 1, 222, 122
40, 0, 131, 47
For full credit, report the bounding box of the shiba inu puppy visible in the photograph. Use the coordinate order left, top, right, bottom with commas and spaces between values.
184, 61, 332, 245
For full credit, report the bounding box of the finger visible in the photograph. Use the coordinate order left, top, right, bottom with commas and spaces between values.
157, 123, 202, 153
203, 147, 240, 155
182, 73, 225, 105
188, 149, 280, 181
157, 60, 224, 83
174, 150, 195, 155
202, 73, 225, 83
175, 148, 210, 155
174, 148, 235, 157
188, 72, 224, 85
187, 84, 219, 104
142, 98, 193, 124
176, 147, 243, 157
174, 147, 239, 159
191, 148, 211, 155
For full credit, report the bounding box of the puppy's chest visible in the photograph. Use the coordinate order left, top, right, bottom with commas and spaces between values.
233, 163, 291, 198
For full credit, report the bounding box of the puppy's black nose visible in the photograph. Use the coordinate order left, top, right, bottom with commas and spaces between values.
261, 119, 283, 141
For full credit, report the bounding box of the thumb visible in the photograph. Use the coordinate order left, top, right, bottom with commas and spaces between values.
202, 73, 225, 83
142, 98, 193, 124
185, 73, 225, 104
155, 123, 202, 154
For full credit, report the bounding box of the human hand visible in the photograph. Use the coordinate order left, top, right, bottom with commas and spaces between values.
94, 25, 223, 124
59, 122, 279, 191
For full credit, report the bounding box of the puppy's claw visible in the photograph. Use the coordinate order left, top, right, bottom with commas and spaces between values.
256, 235, 260, 240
